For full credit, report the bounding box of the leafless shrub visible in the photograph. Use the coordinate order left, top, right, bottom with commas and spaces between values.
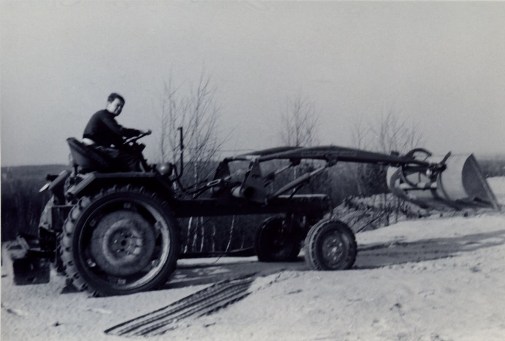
158, 71, 230, 253
280, 94, 319, 147
371, 111, 424, 154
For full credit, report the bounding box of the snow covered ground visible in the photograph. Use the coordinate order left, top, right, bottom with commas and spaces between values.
2, 177, 505, 341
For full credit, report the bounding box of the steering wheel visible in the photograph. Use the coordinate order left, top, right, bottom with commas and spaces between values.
124, 129, 152, 144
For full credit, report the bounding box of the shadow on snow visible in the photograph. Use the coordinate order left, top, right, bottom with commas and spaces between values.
355, 229, 505, 269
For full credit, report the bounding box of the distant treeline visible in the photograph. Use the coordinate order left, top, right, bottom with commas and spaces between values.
478, 156, 505, 178
2, 165, 67, 242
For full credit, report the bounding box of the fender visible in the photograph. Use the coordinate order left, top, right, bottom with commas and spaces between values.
66, 172, 174, 200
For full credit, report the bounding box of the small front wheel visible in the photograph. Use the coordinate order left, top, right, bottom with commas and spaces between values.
304, 220, 357, 270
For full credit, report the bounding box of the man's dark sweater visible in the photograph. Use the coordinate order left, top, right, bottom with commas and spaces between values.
83, 110, 140, 147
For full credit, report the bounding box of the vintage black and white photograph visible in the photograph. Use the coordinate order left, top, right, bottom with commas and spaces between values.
1, 1, 505, 340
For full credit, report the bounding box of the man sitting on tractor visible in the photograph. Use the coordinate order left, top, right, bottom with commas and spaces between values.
82, 93, 147, 171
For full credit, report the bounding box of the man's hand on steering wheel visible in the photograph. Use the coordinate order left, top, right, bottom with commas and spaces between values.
133, 129, 151, 138
124, 129, 152, 145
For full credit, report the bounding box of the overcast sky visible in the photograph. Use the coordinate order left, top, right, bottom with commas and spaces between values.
1, 1, 504, 166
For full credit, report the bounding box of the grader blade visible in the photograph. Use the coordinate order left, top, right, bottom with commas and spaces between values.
387, 154, 500, 210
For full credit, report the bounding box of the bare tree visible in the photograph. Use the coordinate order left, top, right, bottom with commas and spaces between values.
371, 111, 424, 154
349, 117, 372, 196
349, 110, 425, 195
280, 94, 319, 147
276, 93, 323, 194
159, 77, 179, 163
159, 72, 221, 176
158, 71, 224, 253
350, 116, 371, 151
349, 111, 424, 155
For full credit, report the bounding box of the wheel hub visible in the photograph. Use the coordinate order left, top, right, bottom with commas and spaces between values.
321, 232, 344, 266
109, 227, 141, 256
90, 210, 156, 277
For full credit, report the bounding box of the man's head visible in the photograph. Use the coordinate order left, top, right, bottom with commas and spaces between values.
106, 93, 125, 115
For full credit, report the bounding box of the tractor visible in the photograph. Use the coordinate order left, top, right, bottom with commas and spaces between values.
8, 129, 499, 296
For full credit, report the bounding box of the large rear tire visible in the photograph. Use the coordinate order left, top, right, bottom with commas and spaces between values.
304, 219, 357, 270
255, 216, 301, 262
61, 186, 179, 296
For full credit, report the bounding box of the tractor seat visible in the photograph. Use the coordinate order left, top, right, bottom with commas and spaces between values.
66, 137, 118, 173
